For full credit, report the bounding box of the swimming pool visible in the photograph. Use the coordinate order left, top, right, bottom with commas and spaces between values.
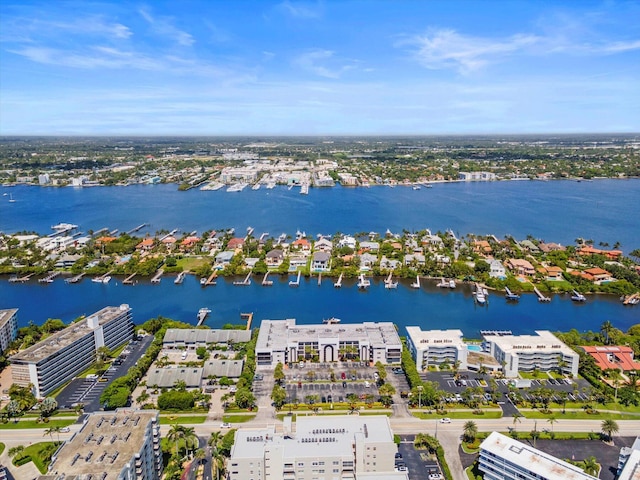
467, 345, 482, 352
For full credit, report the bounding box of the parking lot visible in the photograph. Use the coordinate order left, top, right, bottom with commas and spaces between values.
397, 435, 444, 480
57, 335, 153, 412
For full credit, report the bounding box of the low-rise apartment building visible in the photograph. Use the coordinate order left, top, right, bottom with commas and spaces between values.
10, 305, 133, 398
483, 330, 579, 378
38, 409, 162, 480
479, 432, 597, 480
227, 415, 407, 480
406, 327, 468, 371
255, 319, 402, 367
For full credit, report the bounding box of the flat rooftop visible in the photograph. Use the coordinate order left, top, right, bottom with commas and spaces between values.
483, 330, 575, 355
45, 410, 158, 480
231, 415, 394, 460
163, 328, 252, 344
256, 319, 401, 350
0, 308, 17, 329
11, 305, 130, 364
481, 432, 596, 480
406, 327, 464, 346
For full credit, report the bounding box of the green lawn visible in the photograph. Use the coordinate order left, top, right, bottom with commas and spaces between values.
12, 441, 59, 474
0, 442, 5, 455
0, 418, 76, 429
222, 414, 257, 423
413, 410, 503, 420
159, 415, 208, 425
521, 409, 639, 420
177, 257, 209, 273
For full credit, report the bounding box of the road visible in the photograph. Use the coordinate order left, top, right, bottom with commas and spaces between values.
4, 417, 640, 480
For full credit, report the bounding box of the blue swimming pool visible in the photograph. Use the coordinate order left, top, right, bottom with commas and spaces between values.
467, 345, 482, 352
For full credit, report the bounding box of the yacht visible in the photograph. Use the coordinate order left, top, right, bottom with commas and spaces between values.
323, 317, 341, 324
200, 277, 207, 285
92, 275, 111, 284
571, 290, 586, 302
474, 284, 486, 305
251, 183, 261, 190
449, 279, 456, 289
505, 287, 520, 301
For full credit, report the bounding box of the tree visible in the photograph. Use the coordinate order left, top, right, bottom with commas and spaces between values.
6, 399, 22, 422
546, 416, 557, 433
8, 445, 25, 462
463, 421, 478, 443
582, 456, 599, 476
44, 425, 62, 443
194, 448, 206, 468
234, 388, 256, 409
196, 346, 209, 360
512, 414, 522, 431
601, 320, 614, 345
274, 362, 285, 385
601, 419, 619, 442
271, 384, 287, 410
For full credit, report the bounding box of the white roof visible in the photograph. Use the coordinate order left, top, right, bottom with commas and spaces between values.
483, 330, 575, 356
406, 327, 465, 347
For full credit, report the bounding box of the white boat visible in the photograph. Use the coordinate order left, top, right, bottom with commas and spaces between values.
505, 287, 520, 301
8, 193, 16, 203
385, 280, 398, 289
300, 184, 309, 195
474, 284, 486, 304
266, 181, 276, 189
410, 275, 420, 289
51, 223, 78, 231
436, 278, 448, 288
571, 290, 586, 302
174, 272, 186, 284
252, 183, 261, 190
449, 279, 456, 289
227, 183, 247, 192
412, 185, 421, 190
357, 274, 371, 289
92, 275, 111, 284
200, 277, 207, 285
323, 317, 341, 324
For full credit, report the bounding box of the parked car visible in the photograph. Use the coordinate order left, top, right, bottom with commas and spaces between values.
220, 422, 231, 428
440, 418, 451, 423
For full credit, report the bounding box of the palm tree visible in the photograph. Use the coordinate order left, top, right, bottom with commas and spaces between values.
194, 448, 206, 468
546, 416, 557, 433
462, 421, 478, 443
167, 424, 187, 458
601, 419, 619, 442
512, 413, 522, 433
582, 456, 599, 476
44, 425, 62, 443
8, 445, 25, 462
600, 320, 614, 344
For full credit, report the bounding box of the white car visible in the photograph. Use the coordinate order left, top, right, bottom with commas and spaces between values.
60, 427, 71, 433
440, 417, 451, 423
220, 422, 232, 428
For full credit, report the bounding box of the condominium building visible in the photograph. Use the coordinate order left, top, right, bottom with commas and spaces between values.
617, 436, 640, 480
162, 328, 252, 349
0, 309, 18, 352
482, 330, 579, 378
38, 409, 162, 480
479, 432, 597, 480
405, 327, 467, 371
255, 319, 402, 367
228, 415, 408, 480
10, 305, 133, 397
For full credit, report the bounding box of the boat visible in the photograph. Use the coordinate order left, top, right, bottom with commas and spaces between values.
252, 183, 261, 190
8, 193, 16, 203
449, 279, 456, 289
385, 280, 398, 289
174, 272, 186, 284
425, 184, 433, 188
412, 185, 421, 190
505, 287, 520, 301
571, 290, 586, 302
300, 184, 309, 195
323, 317, 341, 324
437, 278, 456, 289
92, 275, 111, 284
200, 277, 207, 285
474, 284, 486, 305
357, 274, 371, 289
410, 275, 420, 289
51, 223, 78, 231
226, 183, 247, 192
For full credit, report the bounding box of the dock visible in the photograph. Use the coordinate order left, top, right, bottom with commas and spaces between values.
197, 308, 211, 326
289, 270, 301, 287
151, 269, 164, 284
234, 272, 252, 286
334, 272, 343, 288
622, 293, 640, 305
317, 272, 322, 286
241, 312, 253, 330
262, 271, 273, 286
126, 223, 147, 235
174, 272, 186, 284
39, 271, 60, 283
384, 272, 398, 289
534, 286, 551, 302
505, 286, 520, 301
357, 274, 370, 289
9, 273, 34, 283
410, 275, 420, 289
205, 271, 218, 286
65, 273, 85, 284
123, 273, 137, 285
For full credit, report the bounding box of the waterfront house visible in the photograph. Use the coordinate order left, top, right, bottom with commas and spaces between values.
581, 267, 613, 283
289, 255, 308, 270
244, 257, 259, 268
505, 258, 536, 276
265, 249, 284, 267
434, 253, 451, 265
359, 241, 380, 253
473, 240, 493, 255
180, 236, 200, 252
422, 233, 444, 249
314, 237, 333, 252
380, 256, 400, 270
359, 252, 378, 270
520, 239, 540, 253
581, 346, 640, 372
215, 250, 235, 267
489, 259, 506, 279
137, 237, 155, 251
541, 265, 564, 280
54, 253, 82, 268
311, 251, 331, 271
539, 242, 566, 253
227, 237, 245, 251
338, 235, 357, 249
577, 245, 623, 260
291, 238, 311, 254
404, 253, 425, 267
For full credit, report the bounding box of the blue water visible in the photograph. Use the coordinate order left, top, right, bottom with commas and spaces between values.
1, 180, 639, 336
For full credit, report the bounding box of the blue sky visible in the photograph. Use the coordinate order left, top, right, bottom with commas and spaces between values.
1, 0, 639, 135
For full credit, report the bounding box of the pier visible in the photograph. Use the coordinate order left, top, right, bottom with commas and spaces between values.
262, 272, 273, 286
65, 273, 84, 284
204, 271, 218, 286
174, 272, 186, 284
241, 312, 253, 330
534, 286, 551, 302
622, 293, 640, 305
317, 272, 322, 286
9, 273, 34, 283
357, 274, 371, 289
384, 272, 398, 289
505, 286, 520, 301
126, 223, 147, 235
334, 272, 343, 288
39, 271, 60, 283
234, 272, 252, 286
410, 275, 420, 289
151, 269, 164, 284
123, 273, 137, 285
289, 270, 301, 287
197, 308, 211, 326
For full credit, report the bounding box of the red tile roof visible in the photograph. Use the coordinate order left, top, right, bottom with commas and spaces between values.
581, 346, 640, 371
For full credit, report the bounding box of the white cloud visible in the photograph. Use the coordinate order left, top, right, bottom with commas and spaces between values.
139, 8, 194, 47
278, 1, 323, 19
294, 49, 355, 78
403, 28, 539, 74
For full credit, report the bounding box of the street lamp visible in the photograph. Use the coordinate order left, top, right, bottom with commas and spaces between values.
417, 385, 423, 410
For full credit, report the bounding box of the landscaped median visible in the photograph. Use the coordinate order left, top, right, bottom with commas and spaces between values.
412, 408, 503, 420
159, 414, 208, 424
